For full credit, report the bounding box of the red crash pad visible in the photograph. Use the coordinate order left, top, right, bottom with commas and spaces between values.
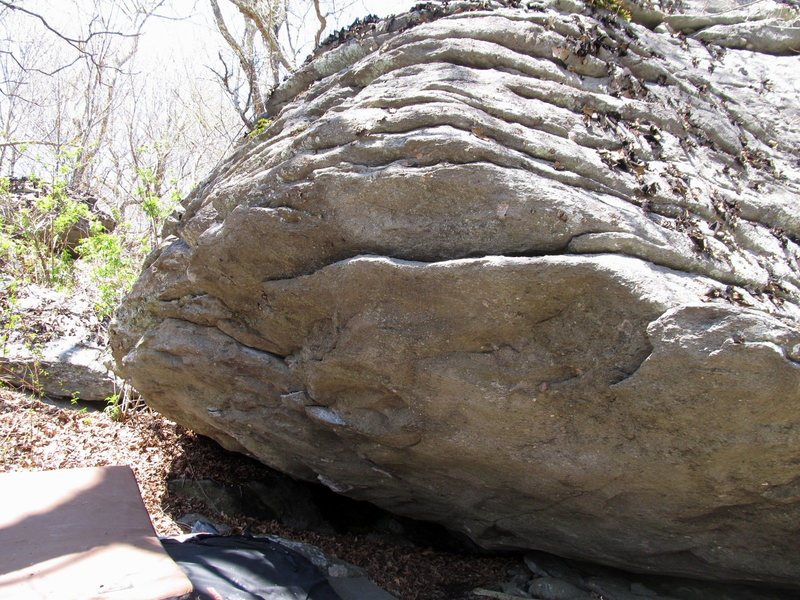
0, 465, 192, 599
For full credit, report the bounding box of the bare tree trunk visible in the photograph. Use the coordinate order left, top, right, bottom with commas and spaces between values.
69, 2, 158, 190
312, 0, 327, 48
228, 0, 293, 74
209, 0, 265, 122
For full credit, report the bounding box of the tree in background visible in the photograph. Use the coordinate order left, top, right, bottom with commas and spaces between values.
0, 0, 368, 202
0, 0, 242, 317
210, 0, 360, 127
0, 1, 192, 193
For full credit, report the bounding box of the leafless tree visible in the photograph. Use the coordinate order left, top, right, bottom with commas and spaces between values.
0, 0, 368, 219
0, 0, 141, 75
67, 2, 168, 190
0, 1, 190, 192
209, 0, 359, 127
210, 0, 265, 126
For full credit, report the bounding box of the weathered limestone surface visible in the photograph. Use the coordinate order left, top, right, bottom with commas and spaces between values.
111, 0, 800, 586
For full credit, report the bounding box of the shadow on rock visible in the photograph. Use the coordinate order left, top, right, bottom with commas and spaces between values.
162, 430, 484, 555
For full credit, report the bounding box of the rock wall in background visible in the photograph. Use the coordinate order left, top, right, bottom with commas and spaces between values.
111, 0, 800, 586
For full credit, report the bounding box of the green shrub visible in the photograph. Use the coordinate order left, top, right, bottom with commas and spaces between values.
248, 117, 273, 140
104, 393, 124, 421
76, 224, 138, 319
588, 0, 631, 20
135, 167, 181, 250
0, 176, 91, 289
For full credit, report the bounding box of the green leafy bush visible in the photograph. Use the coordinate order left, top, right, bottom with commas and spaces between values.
588, 0, 631, 20
76, 223, 138, 319
0, 175, 89, 289
135, 166, 181, 250
248, 117, 273, 140
0, 173, 142, 319
104, 393, 124, 421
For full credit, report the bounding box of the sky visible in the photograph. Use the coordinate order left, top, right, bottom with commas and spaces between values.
6, 1, 419, 79
0, 0, 421, 189
138, 0, 419, 69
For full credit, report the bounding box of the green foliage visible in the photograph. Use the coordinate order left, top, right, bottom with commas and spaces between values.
0, 159, 150, 325
76, 226, 138, 319
0, 174, 91, 289
0, 214, 16, 265
26, 173, 42, 189
0, 156, 145, 321
141, 195, 162, 221
104, 393, 124, 421
248, 117, 273, 140
135, 166, 180, 250
50, 250, 76, 289
588, 0, 631, 20
53, 199, 90, 235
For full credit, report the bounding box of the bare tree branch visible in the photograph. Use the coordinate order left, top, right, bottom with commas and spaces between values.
312, 0, 327, 48
0, 1, 140, 45
67, 0, 165, 188
227, 0, 293, 73
0, 49, 82, 78
209, 0, 264, 120
0, 140, 65, 148
207, 53, 251, 126
281, 0, 298, 59
0, 0, 140, 74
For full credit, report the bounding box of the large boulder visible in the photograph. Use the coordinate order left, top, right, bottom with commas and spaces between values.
111, 0, 800, 586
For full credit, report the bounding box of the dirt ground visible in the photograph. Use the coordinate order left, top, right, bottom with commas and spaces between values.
0, 386, 516, 600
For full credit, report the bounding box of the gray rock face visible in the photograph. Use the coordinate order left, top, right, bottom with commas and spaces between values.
0, 338, 120, 401
111, 0, 800, 586
1, 284, 121, 401
487, 550, 796, 600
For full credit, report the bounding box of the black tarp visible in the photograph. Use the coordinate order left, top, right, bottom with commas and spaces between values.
161, 535, 343, 600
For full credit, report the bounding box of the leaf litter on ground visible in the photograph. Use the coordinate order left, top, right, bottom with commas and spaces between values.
0, 386, 515, 600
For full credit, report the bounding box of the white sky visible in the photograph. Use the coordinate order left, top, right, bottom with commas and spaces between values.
138, 1, 418, 69
0, 0, 420, 185
9, 1, 419, 81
